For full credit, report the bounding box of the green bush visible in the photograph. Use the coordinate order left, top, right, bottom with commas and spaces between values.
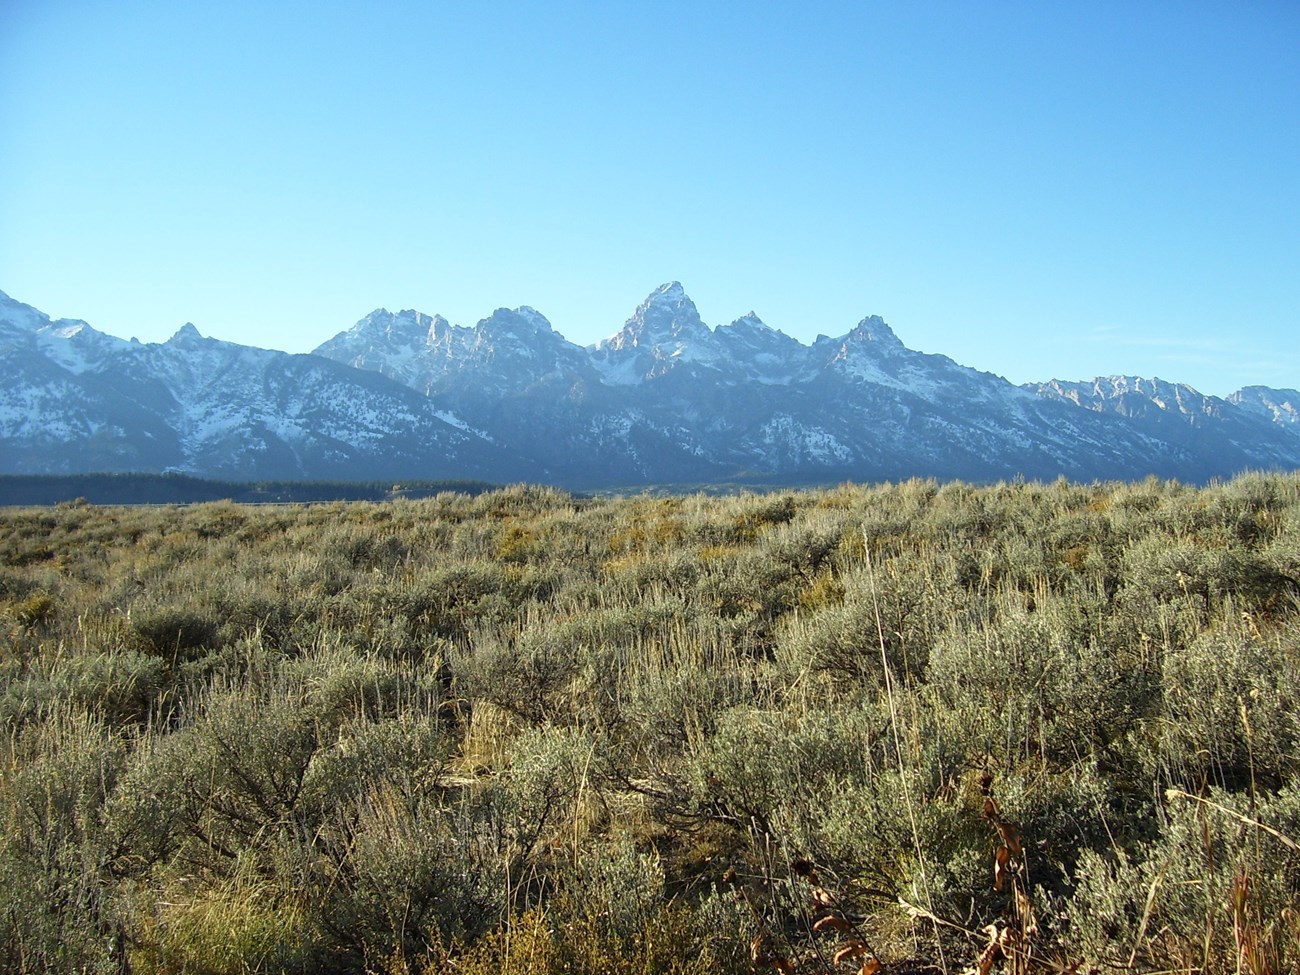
0, 709, 128, 974
128, 606, 220, 661
1, 475, 1299, 972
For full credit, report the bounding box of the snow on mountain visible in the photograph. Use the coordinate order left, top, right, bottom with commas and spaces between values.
597, 282, 709, 353
1027, 375, 1300, 472
591, 281, 728, 382
815, 316, 961, 396
315, 304, 594, 399
0, 295, 528, 481
1029, 376, 1225, 422
459, 307, 595, 395
713, 313, 807, 384
35, 321, 133, 374
314, 308, 469, 393
1228, 386, 1300, 430
5, 283, 1299, 487
0, 289, 133, 374
0, 290, 51, 333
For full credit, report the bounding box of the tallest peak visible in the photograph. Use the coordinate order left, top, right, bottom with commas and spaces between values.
632, 281, 702, 325
638, 281, 691, 310
597, 281, 709, 356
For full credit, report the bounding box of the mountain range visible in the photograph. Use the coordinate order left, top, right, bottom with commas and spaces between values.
2, 283, 1297, 489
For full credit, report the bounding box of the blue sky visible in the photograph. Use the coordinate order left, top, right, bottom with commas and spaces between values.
2, 0, 1296, 396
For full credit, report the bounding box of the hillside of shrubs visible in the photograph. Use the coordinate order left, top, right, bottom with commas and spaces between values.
2, 474, 1298, 974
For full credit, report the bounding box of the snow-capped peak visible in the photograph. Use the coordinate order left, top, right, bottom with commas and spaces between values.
45, 321, 91, 339
1025, 376, 1229, 424
169, 323, 204, 344
501, 306, 554, 332
634, 281, 700, 324
730, 312, 772, 330
652, 281, 686, 301
587, 283, 723, 383
1229, 386, 1300, 427
512, 305, 548, 332
5, 283, 1300, 488
0, 290, 53, 331
846, 314, 905, 352
354, 308, 448, 341
598, 282, 709, 350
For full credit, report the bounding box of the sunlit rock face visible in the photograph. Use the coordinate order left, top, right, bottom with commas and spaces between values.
4, 284, 1299, 487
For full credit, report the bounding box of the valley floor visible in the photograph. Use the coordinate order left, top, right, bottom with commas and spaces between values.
2, 474, 1298, 973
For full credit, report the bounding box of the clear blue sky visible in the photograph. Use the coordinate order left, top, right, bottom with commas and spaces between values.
2, 1, 1296, 396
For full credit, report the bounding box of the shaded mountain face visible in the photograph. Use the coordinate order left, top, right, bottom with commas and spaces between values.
4, 285, 1299, 488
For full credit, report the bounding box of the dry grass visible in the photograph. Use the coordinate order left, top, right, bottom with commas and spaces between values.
1, 474, 1299, 973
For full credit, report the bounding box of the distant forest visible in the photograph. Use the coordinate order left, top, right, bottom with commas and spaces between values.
0, 473, 500, 506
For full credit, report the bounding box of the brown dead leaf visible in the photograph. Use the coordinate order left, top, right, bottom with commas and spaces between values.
813, 914, 852, 933
994, 845, 1011, 891
832, 940, 866, 965
997, 821, 1023, 855
974, 923, 1004, 975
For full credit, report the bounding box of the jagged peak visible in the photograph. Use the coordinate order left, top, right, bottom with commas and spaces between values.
509, 306, 554, 332
727, 312, 772, 330
847, 314, 904, 350
634, 282, 698, 319
361, 307, 446, 327
170, 323, 203, 343
333, 308, 453, 350
1031, 376, 1228, 420
601, 282, 707, 348
817, 315, 906, 361
1229, 387, 1300, 426
653, 281, 685, 299
1068, 376, 1207, 398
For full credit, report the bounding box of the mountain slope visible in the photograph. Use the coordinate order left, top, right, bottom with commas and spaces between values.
5, 284, 1298, 487
1229, 386, 1300, 430
1030, 376, 1300, 474
0, 290, 533, 482
315, 283, 1300, 486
